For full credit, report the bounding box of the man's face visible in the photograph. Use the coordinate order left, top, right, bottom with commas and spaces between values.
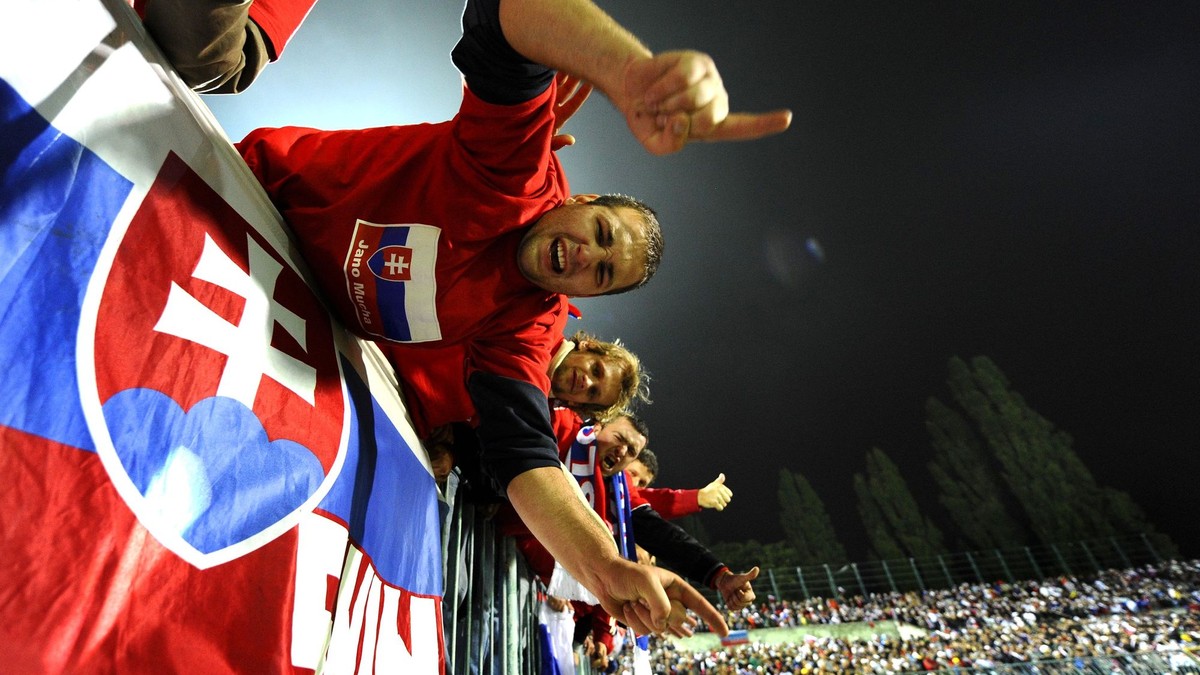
551, 348, 625, 410
624, 459, 654, 489
595, 417, 647, 478
517, 196, 649, 297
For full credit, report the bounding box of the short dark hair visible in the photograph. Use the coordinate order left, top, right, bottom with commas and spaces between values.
634, 447, 659, 486
592, 194, 662, 294
620, 411, 650, 444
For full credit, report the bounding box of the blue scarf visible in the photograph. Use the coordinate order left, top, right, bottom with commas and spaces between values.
610, 471, 636, 562
564, 424, 636, 561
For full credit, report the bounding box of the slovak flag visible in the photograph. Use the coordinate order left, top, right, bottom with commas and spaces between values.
0, 1, 443, 672
345, 220, 441, 343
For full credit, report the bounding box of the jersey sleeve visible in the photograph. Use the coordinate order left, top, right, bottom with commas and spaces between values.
466, 371, 563, 490
237, 125, 316, 197
636, 487, 702, 519
452, 0, 554, 105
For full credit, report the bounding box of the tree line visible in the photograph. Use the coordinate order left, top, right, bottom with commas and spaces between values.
698, 356, 1178, 571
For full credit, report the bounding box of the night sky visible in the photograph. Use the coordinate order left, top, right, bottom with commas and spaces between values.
209, 1, 1200, 560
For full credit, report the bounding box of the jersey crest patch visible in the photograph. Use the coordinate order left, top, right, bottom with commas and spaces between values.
344, 221, 441, 343
369, 245, 414, 281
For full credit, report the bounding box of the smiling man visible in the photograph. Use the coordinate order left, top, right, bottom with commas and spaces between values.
237, 0, 788, 636
548, 331, 644, 420
430, 332, 645, 492
517, 194, 659, 296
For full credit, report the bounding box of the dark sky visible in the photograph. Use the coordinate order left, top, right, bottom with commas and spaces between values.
210, 1, 1200, 560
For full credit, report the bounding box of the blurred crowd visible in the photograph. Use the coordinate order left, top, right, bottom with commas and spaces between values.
632, 559, 1200, 674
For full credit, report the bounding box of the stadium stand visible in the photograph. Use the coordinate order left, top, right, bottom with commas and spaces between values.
638, 559, 1200, 673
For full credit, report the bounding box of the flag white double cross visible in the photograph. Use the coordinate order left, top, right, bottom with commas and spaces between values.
383, 251, 409, 277
154, 233, 318, 407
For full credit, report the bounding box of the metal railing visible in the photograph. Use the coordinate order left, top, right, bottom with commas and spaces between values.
753, 533, 1171, 603
441, 471, 542, 675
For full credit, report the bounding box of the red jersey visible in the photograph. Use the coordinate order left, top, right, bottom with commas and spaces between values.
248, 0, 316, 58
549, 406, 583, 454
238, 84, 571, 434
635, 485, 701, 519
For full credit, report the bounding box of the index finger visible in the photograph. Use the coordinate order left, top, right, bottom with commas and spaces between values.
663, 573, 728, 636
696, 109, 793, 144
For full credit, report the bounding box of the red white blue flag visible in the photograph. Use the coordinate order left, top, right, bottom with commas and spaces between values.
0, 0, 443, 671
344, 220, 441, 343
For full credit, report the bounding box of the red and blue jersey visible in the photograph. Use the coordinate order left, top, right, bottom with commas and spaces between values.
238, 82, 571, 434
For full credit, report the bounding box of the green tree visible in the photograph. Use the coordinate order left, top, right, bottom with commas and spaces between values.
945, 356, 1176, 554
777, 469, 848, 565
925, 396, 1026, 550
859, 447, 947, 558
708, 539, 799, 572
947, 355, 1100, 543
854, 472, 904, 560
1098, 487, 1177, 557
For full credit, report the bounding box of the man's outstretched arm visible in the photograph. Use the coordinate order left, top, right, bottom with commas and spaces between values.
495, 0, 792, 155
507, 467, 728, 636
629, 504, 759, 611
468, 371, 727, 636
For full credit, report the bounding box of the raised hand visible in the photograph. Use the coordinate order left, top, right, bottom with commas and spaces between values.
716, 566, 760, 612
551, 71, 595, 150
619, 51, 792, 155
698, 472, 732, 511
596, 560, 729, 637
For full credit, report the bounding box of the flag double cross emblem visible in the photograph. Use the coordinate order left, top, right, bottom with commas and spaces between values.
86, 153, 349, 568
371, 245, 414, 281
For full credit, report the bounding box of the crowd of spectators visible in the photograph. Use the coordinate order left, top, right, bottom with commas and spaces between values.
623, 559, 1200, 674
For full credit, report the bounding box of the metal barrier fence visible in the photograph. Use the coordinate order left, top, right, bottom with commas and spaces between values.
755, 533, 1172, 603
441, 472, 542, 675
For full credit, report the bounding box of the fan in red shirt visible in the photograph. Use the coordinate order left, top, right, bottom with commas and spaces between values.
232, 0, 791, 636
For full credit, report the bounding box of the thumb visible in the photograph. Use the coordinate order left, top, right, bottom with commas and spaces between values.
715, 473, 726, 484
746, 566, 761, 581
551, 133, 577, 151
